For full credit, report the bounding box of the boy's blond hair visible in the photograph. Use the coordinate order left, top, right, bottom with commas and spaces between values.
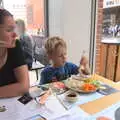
45, 36, 67, 55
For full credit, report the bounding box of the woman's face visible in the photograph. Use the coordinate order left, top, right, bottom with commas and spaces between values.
0, 16, 17, 48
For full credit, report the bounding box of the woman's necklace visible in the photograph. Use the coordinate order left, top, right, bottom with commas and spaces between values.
0, 48, 7, 69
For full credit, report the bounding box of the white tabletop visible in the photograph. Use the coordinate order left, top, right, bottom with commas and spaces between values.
0, 95, 89, 120
0, 89, 119, 120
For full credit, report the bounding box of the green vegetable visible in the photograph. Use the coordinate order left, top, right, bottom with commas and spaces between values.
90, 80, 101, 88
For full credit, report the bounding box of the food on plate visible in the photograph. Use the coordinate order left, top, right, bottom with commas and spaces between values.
83, 77, 93, 83
50, 81, 67, 94
89, 80, 101, 88
83, 78, 101, 87
65, 79, 99, 93
66, 79, 84, 89
82, 83, 96, 91
52, 81, 66, 89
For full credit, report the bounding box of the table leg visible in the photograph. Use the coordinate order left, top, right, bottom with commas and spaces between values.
36, 69, 39, 80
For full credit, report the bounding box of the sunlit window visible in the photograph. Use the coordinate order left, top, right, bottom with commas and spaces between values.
3, 0, 46, 36
102, 0, 120, 43
3, 0, 49, 67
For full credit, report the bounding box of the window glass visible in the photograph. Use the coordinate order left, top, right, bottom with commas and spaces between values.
102, 0, 120, 43
3, 0, 45, 36
3, 0, 49, 67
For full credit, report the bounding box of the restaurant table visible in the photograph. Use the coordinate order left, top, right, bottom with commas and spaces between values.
0, 74, 120, 120
23, 74, 120, 119
80, 74, 120, 115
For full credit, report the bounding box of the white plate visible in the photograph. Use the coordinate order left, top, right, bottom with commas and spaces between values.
71, 74, 92, 81
65, 79, 97, 93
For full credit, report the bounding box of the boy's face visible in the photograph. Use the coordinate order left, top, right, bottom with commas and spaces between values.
50, 45, 67, 67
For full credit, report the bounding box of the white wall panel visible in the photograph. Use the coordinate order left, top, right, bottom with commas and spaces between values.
49, 0, 92, 65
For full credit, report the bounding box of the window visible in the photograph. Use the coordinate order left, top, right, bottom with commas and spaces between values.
0, 0, 4, 8
102, 0, 120, 43
3, 0, 48, 37
3, 0, 49, 64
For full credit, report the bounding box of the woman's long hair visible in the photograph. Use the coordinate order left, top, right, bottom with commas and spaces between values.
0, 9, 13, 69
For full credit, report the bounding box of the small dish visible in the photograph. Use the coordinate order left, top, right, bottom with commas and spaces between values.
65, 91, 78, 102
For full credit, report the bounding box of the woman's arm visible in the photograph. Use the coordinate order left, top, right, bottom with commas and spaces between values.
0, 65, 30, 98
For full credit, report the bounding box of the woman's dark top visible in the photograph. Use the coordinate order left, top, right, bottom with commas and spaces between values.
0, 40, 26, 86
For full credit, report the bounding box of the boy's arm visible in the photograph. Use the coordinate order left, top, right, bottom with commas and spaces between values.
69, 63, 79, 74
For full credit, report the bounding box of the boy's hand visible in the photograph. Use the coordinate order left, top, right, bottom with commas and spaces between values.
79, 65, 90, 75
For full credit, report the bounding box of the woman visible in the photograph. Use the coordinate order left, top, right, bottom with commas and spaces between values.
0, 9, 29, 98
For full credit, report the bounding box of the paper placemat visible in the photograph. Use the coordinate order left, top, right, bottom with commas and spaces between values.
90, 102, 120, 120
79, 92, 120, 114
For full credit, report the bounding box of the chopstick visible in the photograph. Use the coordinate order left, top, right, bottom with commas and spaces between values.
54, 93, 68, 110
48, 85, 69, 110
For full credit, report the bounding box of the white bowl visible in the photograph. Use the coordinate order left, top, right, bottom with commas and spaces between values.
65, 91, 78, 102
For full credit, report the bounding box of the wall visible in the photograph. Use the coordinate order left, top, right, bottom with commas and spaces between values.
26, 0, 44, 31
48, 0, 64, 37
49, 0, 92, 65
95, 0, 103, 74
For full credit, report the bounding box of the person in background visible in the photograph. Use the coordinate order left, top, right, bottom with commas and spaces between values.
0, 9, 29, 98
15, 19, 34, 70
40, 36, 79, 85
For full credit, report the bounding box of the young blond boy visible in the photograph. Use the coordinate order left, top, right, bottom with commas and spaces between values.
40, 36, 79, 84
